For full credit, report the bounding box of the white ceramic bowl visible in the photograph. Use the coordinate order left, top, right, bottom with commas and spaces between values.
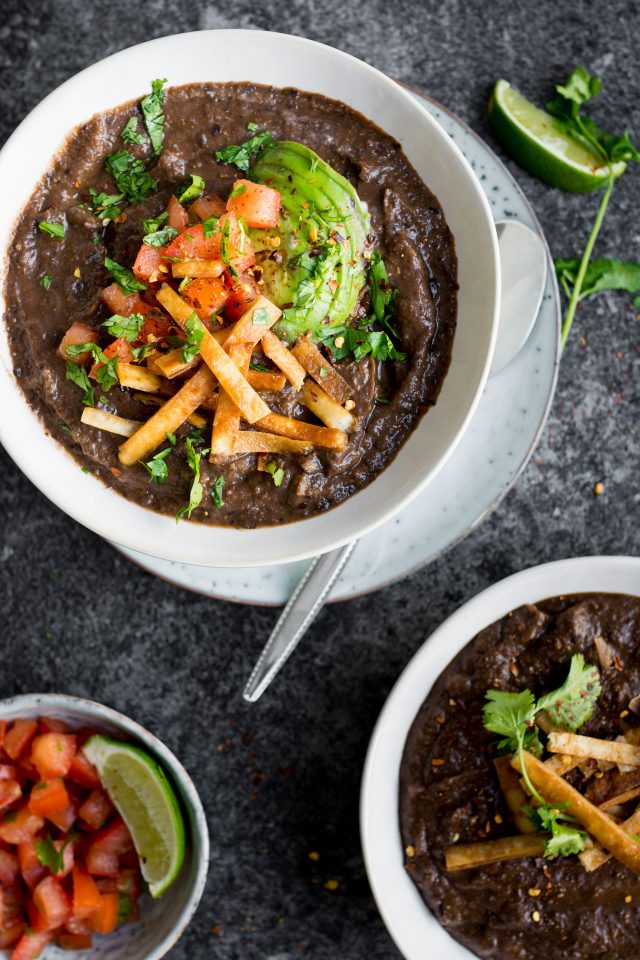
0, 693, 209, 960
0, 30, 499, 567
360, 555, 640, 960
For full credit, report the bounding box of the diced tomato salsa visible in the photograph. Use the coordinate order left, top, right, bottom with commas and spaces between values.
0, 717, 144, 958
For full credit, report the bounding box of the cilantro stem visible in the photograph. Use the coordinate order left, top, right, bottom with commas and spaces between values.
518, 736, 545, 807
561, 167, 615, 351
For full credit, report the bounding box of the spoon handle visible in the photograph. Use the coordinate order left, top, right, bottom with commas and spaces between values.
243, 540, 357, 702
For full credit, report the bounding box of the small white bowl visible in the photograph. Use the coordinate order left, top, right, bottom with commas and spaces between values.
0, 30, 499, 567
360, 555, 640, 960
0, 693, 209, 960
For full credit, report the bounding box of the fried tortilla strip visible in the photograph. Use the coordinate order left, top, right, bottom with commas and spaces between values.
224, 296, 281, 349
81, 407, 141, 438
171, 258, 224, 278
291, 335, 353, 403
493, 757, 536, 834
519, 754, 581, 797
143, 349, 164, 375
261, 330, 306, 390
599, 786, 640, 811
257, 413, 347, 451
513, 750, 640, 875
117, 363, 162, 393
579, 805, 640, 871
154, 348, 201, 380
157, 284, 268, 423
547, 732, 640, 767
210, 343, 252, 458
118, 366, 216, 465
232, 431, 313, 455
445, 835, 547, 872
132, 393, 209, 429
300, 380, 357, 433
246, 369, 286, 392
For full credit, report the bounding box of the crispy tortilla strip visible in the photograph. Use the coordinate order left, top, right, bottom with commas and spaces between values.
171, 258, 224, 278
300, 380, 357, 433
445, 834, 547, 872
224, 296, 281, 349
519, 754, 580, 797
579, 805, 640, 871
210, 344, 252, 458
132, 393, 209, 429
232, 431, 313, 455
513, 750, 640, 875
493, 757, 536, 834
81, 407, 141, 438
547, 732, 640, 767
261, 330, 306, 390
291, 335, 353, 404
117, 363, 162, 393
157, 284, 268, 423
118, 366, 216, 466
144, 349, 164, 375
246, 369, 286, 392
599, 786, 640, 811
257, 413, 347, 451
154, 348, 201, 380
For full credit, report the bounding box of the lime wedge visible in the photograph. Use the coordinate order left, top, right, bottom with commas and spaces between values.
488, 79, 626, 193
83, 735, 186, 898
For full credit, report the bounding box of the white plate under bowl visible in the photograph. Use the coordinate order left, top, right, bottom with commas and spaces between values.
0, 30, 499, 568
115, 90, 560, 604
360, 555, 640, 960
0, 692, 209, 960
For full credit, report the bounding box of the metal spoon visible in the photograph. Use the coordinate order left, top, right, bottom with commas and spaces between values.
243, 219, 547, 702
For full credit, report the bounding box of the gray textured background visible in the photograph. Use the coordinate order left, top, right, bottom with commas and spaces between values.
1, 1, 639, 957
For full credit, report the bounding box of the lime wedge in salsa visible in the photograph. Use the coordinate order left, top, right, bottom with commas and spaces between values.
83, 735, 186, 898
488, 79, 626, 192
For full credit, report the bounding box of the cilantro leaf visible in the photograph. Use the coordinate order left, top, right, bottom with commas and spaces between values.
88, 188, 125, 222
142, 210, 169, 234
65, 361, 94, 406
140, 78, 167, 157
143, 225, 178, 247
141, 445, 172, 484
524, 802, 587, 859
105, 150, 157, 202
265, 461, 284, 487
35, 835, 69, 875
202, 215, 219, 238
176, 437, 209, 521
40, 273, 52, 290
94, 354, 119, 393
118, 894, 133, 925
369, 250, 399, 336
555, 257, 640, 304
483, 689, 537, 754
536, 653, 601, 731
182, 312, 205, 363
121, 115, 145, 146
177, 174, 205, 204
211, 475, 225, 508
104, 257, 147, 295
38, 221, 65, 239
249, 360, 270, 373
102, 312, 145, 343
219, 218, 237, 277
215, 131, 275, 173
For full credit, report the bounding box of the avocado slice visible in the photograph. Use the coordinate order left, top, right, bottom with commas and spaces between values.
250, 141, 370, 344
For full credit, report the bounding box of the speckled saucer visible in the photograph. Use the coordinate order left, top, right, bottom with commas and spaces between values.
114, 90, 561, 604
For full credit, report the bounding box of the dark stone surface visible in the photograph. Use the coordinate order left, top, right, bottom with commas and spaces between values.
1, 1, 639, 957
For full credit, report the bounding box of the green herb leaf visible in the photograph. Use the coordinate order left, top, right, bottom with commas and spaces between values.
94, 354, 120, 393
102, 312, 145, 343
104, 257, 147, 295
143, 225, 178, 247
555, 257, 640, 303
36, 835, 69, 875
249, 360, 270, 373
182, 312, 205, 363
141, 445, 172, 485
121, 115, 145, 146
118, 894, 133, 925
140, 78, 167, 157
40, 273, 52, 290
265, 461, 284, 487
536, 654, 601, 731
211, 475, 225, 508
215, 131, 275, 174
524, 802, 587, 859
247, 121, 259, 132
483, 689, 538, 754
229, 182, 248, 199
65, 361, 94, 406
219, 218, 237, 277
142, 210, 169, 234
88, 188, 125, 222
202, 215, 219, 238
38, 221, 65, 239
177, 174, 205, 204
369, 250, 398, 336
105, 150, 157, 202
176, 437, 210, 521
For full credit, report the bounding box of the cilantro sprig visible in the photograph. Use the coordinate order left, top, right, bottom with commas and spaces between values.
105, 150, 157, 203
102, 312, 145, 343
182, 313, 205, 363
36, 835, 70, 875
141, 78, 167, 157
104, 257, 146, 295
176, 436, 210, 521
215, 131, 274, 173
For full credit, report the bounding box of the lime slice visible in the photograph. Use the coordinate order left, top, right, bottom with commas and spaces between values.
83, 735, 186, 898
488, 79, 626, 193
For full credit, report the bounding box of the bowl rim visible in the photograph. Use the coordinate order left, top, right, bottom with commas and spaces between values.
0, 691, 210, 960
0, 29, 500, 567
360, 555, 640, 960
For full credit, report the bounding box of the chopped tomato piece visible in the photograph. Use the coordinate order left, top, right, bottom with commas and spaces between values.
0, 808, 44, 844
90, 818, 133, 856
10, 930, 53, 960
100, 282, 138, 317
57, 323, 98, 366
38, 718, 69, 735
0, 719, 6, 750
212, 212, 256, 272
132, 243, 168, 283
31, 733, 76, 780
167, 194, 189, 232
224, 272, 261, 321
78, 790, 113, 831
64, 915, 93, 936
18, 839, 47, 889
72, 865, 102, 920
28, 778, 70, 818
67, 749, 100, 790
57, 933, 93, 951
164, 221, 218, 261
46, 800, 77, 833
90, 892, 119, 936
0, 778, 21, 811
4, 720, 38, 761
85, 846, 119, 878
0, 763, 17, 779
182, 277, 228, 323
33, 875, 72, 929
130, 299, 173, 343
0, 846, 19, 884
189, 192, 226, 222
89, 337, 134, 378
227, 178, 281, 228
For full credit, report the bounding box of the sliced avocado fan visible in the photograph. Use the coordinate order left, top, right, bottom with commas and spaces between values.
250, 141, 370, 344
